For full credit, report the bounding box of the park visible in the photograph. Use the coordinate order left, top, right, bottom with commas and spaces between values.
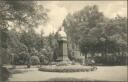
0, 1, 127, 82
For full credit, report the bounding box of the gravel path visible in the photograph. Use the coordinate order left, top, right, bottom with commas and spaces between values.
9, 66, 127, 81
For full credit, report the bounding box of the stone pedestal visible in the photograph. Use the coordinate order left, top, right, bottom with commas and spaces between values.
57, 40, 70, 62
53, 27, 71, 64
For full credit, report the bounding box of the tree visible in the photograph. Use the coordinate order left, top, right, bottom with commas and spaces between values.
0, 1, 48, 66
63, 5, 127, 65
103, 16, 127, 65
0, 1, 48, 30
63, 5, 105, 57
0, 1, 48, 48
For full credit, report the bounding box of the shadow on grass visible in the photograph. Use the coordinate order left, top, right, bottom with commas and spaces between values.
47, 77, 124, 82
9, 69, 29, 74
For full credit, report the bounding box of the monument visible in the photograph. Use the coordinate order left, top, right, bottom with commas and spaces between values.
39, 27, 96, 72
53, 26, 71, 64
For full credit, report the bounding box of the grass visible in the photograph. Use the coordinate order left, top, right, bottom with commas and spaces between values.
9, 69, 28, 74
47, 77, 123, 82
8, 66, 127, 82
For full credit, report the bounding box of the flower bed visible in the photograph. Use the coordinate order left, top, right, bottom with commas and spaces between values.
39, 65, 97, 72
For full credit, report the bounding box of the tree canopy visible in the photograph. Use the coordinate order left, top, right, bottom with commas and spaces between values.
0, 1, 48, 30
0, 1, 49, 65
0, 1, 48, 48
63, 5, 127, 57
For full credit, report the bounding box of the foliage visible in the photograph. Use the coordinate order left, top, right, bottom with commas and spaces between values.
0, 67, 11, 82
39, 55, 45, 65
39, 49, 51, 65
29, 56, 40, 65
20, 29, 45, 51
0, 1, 49, 66
63, 5, 105, 54
63, 5, 127, 65
5, 28, 54, 65
0, 3, 127, 66
0, 1, 48, 30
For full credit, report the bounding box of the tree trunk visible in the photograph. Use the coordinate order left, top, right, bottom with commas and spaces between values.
84, 53, 87, 65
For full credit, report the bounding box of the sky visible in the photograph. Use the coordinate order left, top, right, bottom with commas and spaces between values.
35, 1, 127, 36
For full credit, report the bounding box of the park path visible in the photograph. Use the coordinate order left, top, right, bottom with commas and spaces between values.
9, 66, 127, 81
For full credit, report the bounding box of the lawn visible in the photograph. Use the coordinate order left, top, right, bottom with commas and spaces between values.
8, 66, 127, 82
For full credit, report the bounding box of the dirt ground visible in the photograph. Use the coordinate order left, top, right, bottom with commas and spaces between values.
8, 66, 127, 82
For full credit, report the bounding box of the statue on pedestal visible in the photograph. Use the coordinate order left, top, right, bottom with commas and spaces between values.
53, 26, 71, 65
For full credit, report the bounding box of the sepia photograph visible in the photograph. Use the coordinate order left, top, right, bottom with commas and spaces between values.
0, 0, 127, 82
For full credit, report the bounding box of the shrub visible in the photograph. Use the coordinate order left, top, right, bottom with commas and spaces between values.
30, 56, 40, 65
39, 55, 45, 64
39, 55, 50, 65
12, 51, 30, 65
1, 67, 11, 82
43, 58, 50, 65
72, 56, 85, 65
85, 58, 95, 66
